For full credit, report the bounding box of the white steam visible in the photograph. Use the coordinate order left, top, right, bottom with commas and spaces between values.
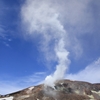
21, 0, 94, 86
21, 0, 70, 87
45, 38, 70, 86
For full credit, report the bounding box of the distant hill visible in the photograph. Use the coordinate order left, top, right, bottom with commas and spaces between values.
0, 79, 100, 100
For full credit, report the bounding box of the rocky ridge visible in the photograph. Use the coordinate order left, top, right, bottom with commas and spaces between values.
0, 79, 100, 100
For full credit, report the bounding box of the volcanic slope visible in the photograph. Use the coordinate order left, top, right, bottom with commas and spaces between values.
0, 79, 100, 100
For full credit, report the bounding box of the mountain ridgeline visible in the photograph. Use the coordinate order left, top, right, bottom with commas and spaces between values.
0, 79, 100, 100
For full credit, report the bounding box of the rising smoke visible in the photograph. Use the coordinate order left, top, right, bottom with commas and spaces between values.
21, 0, 94, 87
45, 38, 70, 86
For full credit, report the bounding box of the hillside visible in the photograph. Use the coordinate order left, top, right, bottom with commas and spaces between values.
0, 79, 100, 100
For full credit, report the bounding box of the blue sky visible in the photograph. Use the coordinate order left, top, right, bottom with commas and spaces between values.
0, 0, 100, 94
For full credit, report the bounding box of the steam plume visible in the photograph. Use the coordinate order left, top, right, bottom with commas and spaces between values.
21, 0, 93, 86
21, 0, 70, 86
45, 38, 70, 86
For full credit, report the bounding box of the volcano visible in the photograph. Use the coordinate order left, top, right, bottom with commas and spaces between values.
0, 79, 100, 100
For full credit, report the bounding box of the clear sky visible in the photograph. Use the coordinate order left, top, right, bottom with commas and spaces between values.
0, 0, 100, 94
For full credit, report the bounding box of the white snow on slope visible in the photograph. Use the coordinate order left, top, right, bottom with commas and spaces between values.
0, 96, 13, 100
29, 86, 34, 90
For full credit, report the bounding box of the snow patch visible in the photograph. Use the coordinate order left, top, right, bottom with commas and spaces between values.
87, 95, 94, 99
0, 96, 13, 100
26, 86, 34, 94
29, 86, 34, 90
92, 90, 100, 96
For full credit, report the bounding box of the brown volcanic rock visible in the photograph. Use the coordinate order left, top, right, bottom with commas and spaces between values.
0, 79, 100, 100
